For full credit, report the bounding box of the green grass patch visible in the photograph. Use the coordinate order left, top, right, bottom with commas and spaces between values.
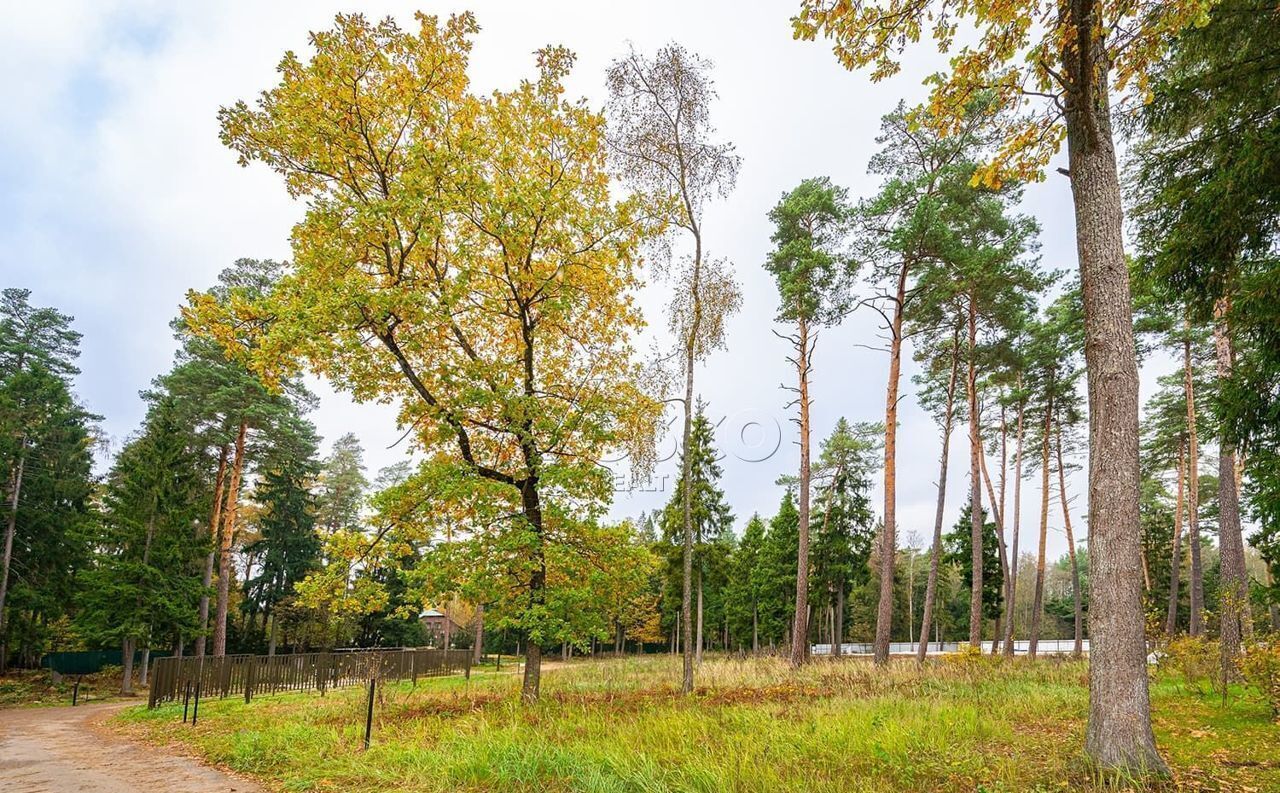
114, 655, 1278, 792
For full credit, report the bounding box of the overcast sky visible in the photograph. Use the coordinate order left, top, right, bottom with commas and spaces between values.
1, 0, 1184, 560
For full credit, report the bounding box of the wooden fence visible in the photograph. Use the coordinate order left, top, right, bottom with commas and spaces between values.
147, 648, 472, 709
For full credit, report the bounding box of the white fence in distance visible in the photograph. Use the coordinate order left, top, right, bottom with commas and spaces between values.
811, 639, 1089, 656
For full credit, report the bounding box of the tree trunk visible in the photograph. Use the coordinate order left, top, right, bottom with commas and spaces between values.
752, 604, 758, 653
1265, 564, 1280, 632
966, 296, 984, 648
1056, 421, 1083, 658
696, 570, 704, 665
213, 423, 247, 657
1065, 27, 1166, 770
0, 443, 27, 662
1004, 390, 1025, 657
195, 445, 228, 659
522, 641, 541, 702
1166, 437, 1186, 635
980, 446, 1011, 651
1213, 297, 1247, 670
120, 637, 135, 696
834, 585, 844, 657
139, 647, 151, 687
919, 322, 960, 663
473, 604, 485, 663
790, 316, 813, 668
874, 262, 908, 664
1030, 373, 1053, 660
679, 331, 697, 693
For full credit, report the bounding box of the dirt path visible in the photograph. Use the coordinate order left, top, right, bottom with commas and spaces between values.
0, 702, 263, 792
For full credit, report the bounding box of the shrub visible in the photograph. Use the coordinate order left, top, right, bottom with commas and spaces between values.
1163, 635, 1220, 695
1238, 640, 1280, 719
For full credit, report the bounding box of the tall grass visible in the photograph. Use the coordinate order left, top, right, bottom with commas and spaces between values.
118, 653, 1278, 792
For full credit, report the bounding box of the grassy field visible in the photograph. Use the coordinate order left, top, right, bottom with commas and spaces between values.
116, 652, 1278, 792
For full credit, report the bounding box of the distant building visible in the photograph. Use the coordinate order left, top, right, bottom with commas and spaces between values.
419, 608, 464, 647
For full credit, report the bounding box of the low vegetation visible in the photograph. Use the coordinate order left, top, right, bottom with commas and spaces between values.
118, 653, 1279, 792
0, 666, 135, 708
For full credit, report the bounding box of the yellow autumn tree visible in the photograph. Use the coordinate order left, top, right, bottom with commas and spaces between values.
190, 12, 663, 703
793, 0, 1216, 777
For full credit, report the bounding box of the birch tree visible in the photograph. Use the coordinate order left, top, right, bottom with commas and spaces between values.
606, 43, 741, 693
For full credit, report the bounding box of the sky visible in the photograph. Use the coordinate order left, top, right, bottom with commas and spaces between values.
0, 0, 1181, 560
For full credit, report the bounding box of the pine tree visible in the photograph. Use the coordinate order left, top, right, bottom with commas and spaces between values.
78, 397, 207, 692
724, 514, 767, 652
764, 177, 857, 666
809, 419, 880, 656
658, 410, 733, 664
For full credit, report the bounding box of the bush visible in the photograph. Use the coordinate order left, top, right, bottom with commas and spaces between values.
1238, 640, 1280, 719
1163, 635, 1220, 695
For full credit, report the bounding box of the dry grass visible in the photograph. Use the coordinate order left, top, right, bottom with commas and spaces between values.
116, 652, 1279, 792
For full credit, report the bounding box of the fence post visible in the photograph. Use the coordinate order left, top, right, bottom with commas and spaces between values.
182, 681, 191, 723
363, 677, 376, 751
244, 658, 256, 704
192, 680, 201, 726
72, 675, 82, 706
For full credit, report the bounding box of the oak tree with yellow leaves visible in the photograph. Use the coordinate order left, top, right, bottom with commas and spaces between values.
193, 13, 663, 703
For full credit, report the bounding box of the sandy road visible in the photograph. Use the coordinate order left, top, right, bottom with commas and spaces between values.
0, 701, 263, 793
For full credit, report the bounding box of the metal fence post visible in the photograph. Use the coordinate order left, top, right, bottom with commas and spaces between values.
363, 677, 376, 751
192, 680, 201, 726
72, 675, 82, 706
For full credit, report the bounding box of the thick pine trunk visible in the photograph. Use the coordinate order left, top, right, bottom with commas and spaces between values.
213, 423, 247, 657
790, 317, 813, 668
1213, 298, 1247, 669
1166, 438, 1186, 635
1065, 25, 1166, 770
966, 298, 984, 648
874, 263, 908, 664
1030, 376, 1053, 659
917, 342, 957, 662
